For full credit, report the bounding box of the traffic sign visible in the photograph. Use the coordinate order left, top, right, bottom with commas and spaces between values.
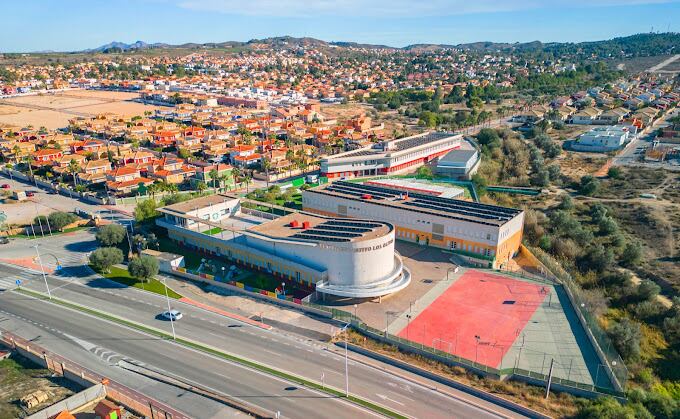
15, 279, 21, 286
56, 265, 62, 271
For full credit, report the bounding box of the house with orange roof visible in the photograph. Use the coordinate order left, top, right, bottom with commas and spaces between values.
120, 150, 154, 165
78, 159, 112, 184
32, 148, 63, 167
151, 130, 180, 148
52, 153, 87, 175
147, 156, 195, 184
233, 153, 262, 168
106, 165, 153, 194
183, 126, 206, 139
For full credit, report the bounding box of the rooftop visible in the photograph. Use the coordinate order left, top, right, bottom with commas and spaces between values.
308, 181, 522, 227
248, 212, 391, 243
160, 193, 239, 215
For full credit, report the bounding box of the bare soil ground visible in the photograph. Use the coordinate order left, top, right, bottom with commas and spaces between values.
554, 152, 608, 181
0, 354, 79, 418
0, 90, 161, 129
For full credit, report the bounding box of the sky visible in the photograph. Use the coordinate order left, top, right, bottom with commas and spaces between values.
1, 0, 679, 52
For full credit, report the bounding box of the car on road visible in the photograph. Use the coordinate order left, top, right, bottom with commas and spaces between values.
0, 237, 9, 245
26, 191, 35, 197
0, 184, 10, 189
161, 309, 183, 321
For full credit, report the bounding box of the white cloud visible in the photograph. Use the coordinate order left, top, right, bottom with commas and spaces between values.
178, 0, 676, 17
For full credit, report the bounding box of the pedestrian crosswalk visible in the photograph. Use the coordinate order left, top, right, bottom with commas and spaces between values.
0, 270, 39, 291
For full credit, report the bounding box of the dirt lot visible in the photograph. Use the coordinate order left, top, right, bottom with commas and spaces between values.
0, 354, 80, 418
554, 151, 609, 181
0, 90, 161, 130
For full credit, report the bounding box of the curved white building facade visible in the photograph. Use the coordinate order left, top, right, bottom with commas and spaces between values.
156, 194, 410, 298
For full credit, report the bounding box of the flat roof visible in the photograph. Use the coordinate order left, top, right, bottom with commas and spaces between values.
438, 149, 478, 165
333, 131, 459, 159
160, 193, 239, 215
308, 181, 522, 227
248, 213, 390, 243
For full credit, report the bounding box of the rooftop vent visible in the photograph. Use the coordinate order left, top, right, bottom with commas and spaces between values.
289, 220, 300, 228
361, 194, 372, 200
302, 221, 311, 229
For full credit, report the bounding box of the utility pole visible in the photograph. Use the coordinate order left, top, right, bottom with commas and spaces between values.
33, 245, 51, 299
545, 358, 555, 399
162, 277, 176, 340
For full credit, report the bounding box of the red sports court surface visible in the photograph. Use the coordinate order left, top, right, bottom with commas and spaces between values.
397, 270, 548, 367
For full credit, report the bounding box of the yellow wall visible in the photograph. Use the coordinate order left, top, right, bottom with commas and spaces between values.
303, 206, 525, 268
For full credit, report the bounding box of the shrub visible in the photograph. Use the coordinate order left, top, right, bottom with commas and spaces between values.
579, 175, 600, 196
608, 318, 642, 360
47, 211, 77, 231
608, 166, 623, 179
89, 247, 123, 273
96, 224, 126, 246
620, 242, 643, 267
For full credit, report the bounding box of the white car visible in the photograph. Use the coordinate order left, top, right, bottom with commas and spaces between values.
161, 309, 183, 321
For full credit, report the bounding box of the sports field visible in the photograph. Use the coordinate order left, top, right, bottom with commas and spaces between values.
397, 270, 548, 367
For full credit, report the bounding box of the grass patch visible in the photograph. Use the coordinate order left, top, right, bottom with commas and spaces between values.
236, 271, 282, 291
101, 266, 182, 299
9, 226, 89, 239
15, 288, 404, 419
156, 236, 202, 270
202, 227, 223, 235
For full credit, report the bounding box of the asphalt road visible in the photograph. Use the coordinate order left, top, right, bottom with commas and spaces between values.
0, 292, 374, 419
0, 309, 243, 418
0, 260, 521, 419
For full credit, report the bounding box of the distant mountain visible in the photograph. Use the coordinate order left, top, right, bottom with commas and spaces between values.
85, 40, 167, 53
80, 33, 680, 58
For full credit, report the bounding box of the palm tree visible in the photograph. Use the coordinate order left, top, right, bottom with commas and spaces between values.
68, 159, 80, 189
231, 167, 242, 189
261, 157, 271, 187
218, 173, 230, 192
208, 168, 218, 192
196, 181, 208, 194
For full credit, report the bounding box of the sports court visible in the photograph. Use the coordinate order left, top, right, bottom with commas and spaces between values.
397, 270, 549, 367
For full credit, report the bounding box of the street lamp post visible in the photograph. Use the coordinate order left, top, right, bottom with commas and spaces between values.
281, 282, 286, 296
353, 304, 358, 321
475, 335, 481, 363
162, 277, 176, 340
406, 314, 412, 341
340, 323, 350, 397
32, 245, 51, 299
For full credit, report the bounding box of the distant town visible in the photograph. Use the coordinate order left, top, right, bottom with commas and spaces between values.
1, 31, 680, 419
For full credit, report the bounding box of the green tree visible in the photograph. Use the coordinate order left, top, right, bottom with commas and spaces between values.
620, 242, 643, 267
96, 224, 126, 246
128, 255, 159, 284
89, 247, 123, 273
579, 175, 600, 196
47, 212, 77, 231
608, 166, 623, 179
475, 128, 501, 151
134, 199, 159, 223
415, 165, 433, 179
68, 159, 80, 189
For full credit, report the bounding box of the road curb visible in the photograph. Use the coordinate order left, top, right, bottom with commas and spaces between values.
334, 342, 552, 419
13, 287, 407, 419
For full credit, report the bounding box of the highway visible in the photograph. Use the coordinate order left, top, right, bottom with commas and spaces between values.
0, 260, 523, 418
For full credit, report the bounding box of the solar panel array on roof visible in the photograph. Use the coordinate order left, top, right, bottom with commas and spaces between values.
318, 181, 521, 225
290, 233, 351, 242
323, 220, 384, 229
393, 132, 454, 151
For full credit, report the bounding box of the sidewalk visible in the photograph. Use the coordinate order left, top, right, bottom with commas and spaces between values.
159, 273, 338, 340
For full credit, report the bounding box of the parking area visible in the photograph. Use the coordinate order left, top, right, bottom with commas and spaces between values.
0, 172, 135, 225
